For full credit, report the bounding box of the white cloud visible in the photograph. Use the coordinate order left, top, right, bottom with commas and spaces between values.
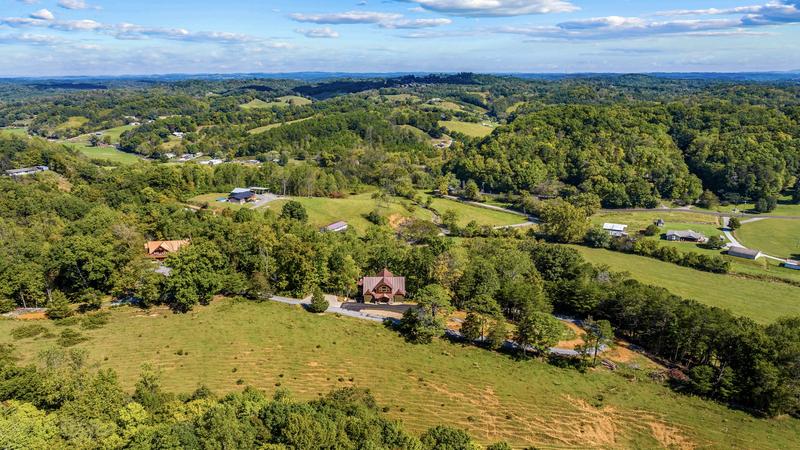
30, 9, 54, 20
0, 32, 61, 45
289, 10, 451, 29
295, 27, 340, 38
57, 0, 96, 10
289, 11, 402, 24
400, 0, 579, 17
381, 18, 452, 28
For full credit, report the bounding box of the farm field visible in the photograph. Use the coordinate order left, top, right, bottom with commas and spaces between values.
63, 142, 141, 165
248, 116, 313, 134
591, 210, 721, 234
736, 219, 800, 259
72, 124, 136, 145
439, 120, 497, 138
2, 298, 799, 448
267, 193, 434, 231
573, 246, 800, 324
427, 196, 526, 227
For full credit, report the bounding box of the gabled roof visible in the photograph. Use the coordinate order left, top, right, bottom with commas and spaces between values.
359, 268, 406, 298
728, 246, 761, 258
145, 240, 190, 255
666, 230, 706, 240
229, 188, 255, 200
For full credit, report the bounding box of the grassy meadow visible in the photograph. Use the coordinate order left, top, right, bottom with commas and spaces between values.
0, 127, 28, 137
736, 219, 800, 259
64, 142, 141, 165
574, 246, 800, 324
2, 298, 799, 448
248, 116, 314, 134
241, 96, 312, 110
266, 193, 434, 231
440, 120, 497, 138
427, 196, 526, 228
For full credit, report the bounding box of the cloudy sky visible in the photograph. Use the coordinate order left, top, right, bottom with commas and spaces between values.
1, 0, 799, 76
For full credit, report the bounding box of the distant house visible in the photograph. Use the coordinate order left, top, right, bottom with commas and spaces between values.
665, 230, 708, 243
727, 246, 763, 260
5, 166, 48, 178
655, 218, 665, 227
323, 221, 348, 233
603, 223, 628, 237
358, 268, 406, 304
163, 153, 176, 159
783, 260, 800, 270
228, 188, 256, 204
199, 159, 224, 166
173, 131, 185, 138
145, 240, 190, 260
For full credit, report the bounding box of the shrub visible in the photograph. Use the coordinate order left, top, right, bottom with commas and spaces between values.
0, 298, 15, 314
57, 329, 89, 347
308, 287, 329, 313
280, 201, 308, 222
365, 209, 388, 226
11, 324, 49, 340
46, 291, 73, 320
642, 224, 660, 237
728, 217, 741, 230
583, 227, 611, 248
80, 311, 111, 330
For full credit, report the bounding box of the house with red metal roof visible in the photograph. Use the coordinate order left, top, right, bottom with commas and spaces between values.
358, 268, 406, 303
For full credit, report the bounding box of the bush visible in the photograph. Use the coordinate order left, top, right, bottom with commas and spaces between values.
0, 298, 15, 314
57, 329, 89, 347
308, 287, 329, 313
583, 227, 611, 248
80, 311, 111, 330
11, 324, 49, 340
642, 224, 660, 237
46, 291, 73, 320
728, 217, 741, 230
365, 209, 388, 226
280, 201, 308, 222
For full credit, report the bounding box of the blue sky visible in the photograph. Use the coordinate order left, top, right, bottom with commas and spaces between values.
1, 0, 799, 76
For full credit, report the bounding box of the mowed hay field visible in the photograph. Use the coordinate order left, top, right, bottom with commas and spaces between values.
0, 127, 28, 137
267, 194, 434, 231
249, 116, 314, 134
736, 219, 800, 259
574, 247, 800, 324
2, 299, 799, 448
440, 120, 497, 138
428, 197, 526, 228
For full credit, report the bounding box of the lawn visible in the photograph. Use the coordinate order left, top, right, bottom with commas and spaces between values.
736, 219, 800, 259
591, 210, 720, 232
241, 96, 312, 110
697, 195, 800, 217
573, 246, 800, 324
267, 193, 434, 232
427, 196, 526, 228
72, 125, 136, 145
248, 116, 314, 134
55, 116, 90, 132
0, 127, 28, 137
439, 120, 497, 138
64, 143, 141, 165
1, 299, 798, 448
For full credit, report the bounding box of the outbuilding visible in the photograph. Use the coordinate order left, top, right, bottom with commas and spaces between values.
603, 223, 628, 237
727, 246, 762, 260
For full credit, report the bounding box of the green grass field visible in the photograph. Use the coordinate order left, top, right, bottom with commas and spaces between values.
697, 196, 800, 217
241, 96, 312, 110
439, 120, 497, 138
1, 299, 798, 448
736, 219, 800, 259
55, 116, 90, 132
267, 193, 434, 231
427, 196, 526, 228
248, 117, 314, 134
574, 246, 800, 324
0, 127, 28, 137
64, 143, 141, 165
